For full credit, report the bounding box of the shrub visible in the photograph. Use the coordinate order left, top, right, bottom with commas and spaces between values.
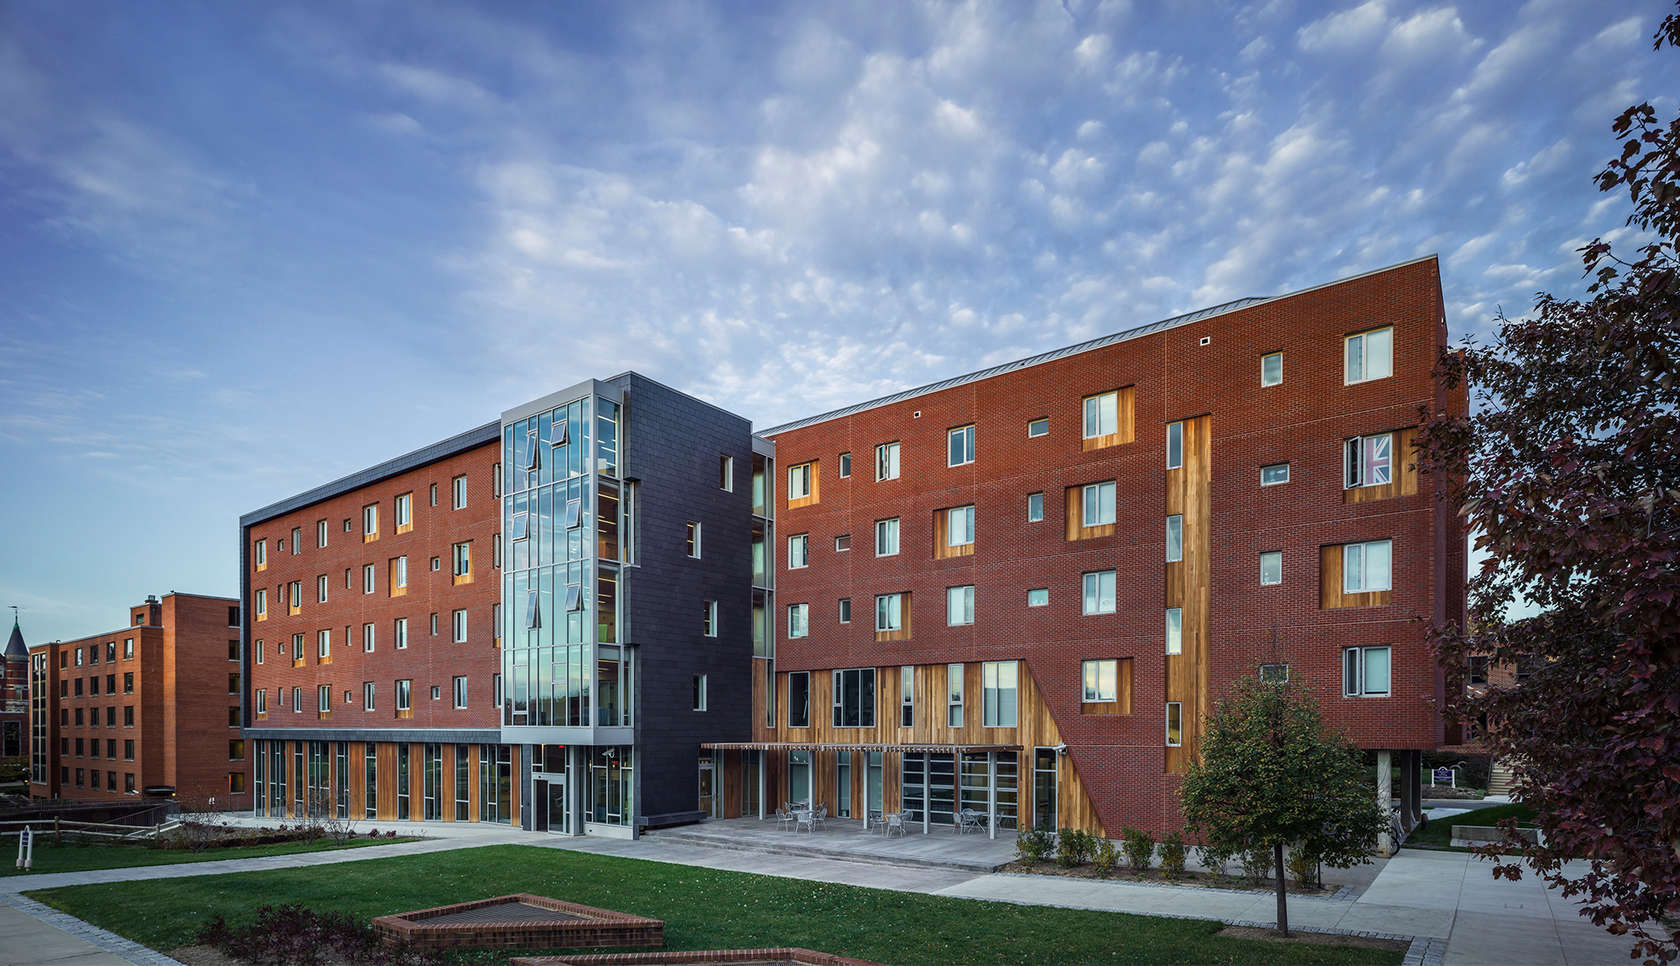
1092, 837, 1118, 877
1121, 827, 1155, 871
195, 904, 443, 966
1056, 827, 1094, 867
1196, 843, 1231, 877
1286, 846, 1319, 889
1014, 827, 1053, 866
1159, 831, 1187, 879
1242, 847, 1272, 886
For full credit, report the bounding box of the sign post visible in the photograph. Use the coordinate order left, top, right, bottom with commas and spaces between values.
1431, 766, 1456, 789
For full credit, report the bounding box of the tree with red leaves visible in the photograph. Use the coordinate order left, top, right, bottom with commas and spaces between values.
1418, 9, 1680, 963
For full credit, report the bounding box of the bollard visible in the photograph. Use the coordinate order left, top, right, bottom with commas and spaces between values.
18, 825, 32, 871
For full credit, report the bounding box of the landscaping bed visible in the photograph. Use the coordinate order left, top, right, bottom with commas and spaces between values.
3, 830, 412, 876
1407, 803, 1536, 852
998, 859, 1336, 895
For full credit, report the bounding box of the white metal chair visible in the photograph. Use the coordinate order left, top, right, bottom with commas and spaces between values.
811, 803, 828, 831
794, 809, 815, 834
958, 808, 986, 835
884, 812, 907, 838
774, 806, 795, 832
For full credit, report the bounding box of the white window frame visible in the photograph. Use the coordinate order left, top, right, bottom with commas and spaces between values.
703, 600, 718, 638
1344, 433, 1394, 489
1260, 551, 1283, 586
318, 685, 331, 713
317, 574, 328, 603
452, 474, 468, 509
1342, 539, 1393, 594
788, 533, 809, 569
1027, 492, 1044, 522
1261, 463, 1290, 486
1165, 607, 1183, 655
1027, 587, 1049, 607
787, 603, 809, 639
1166, 421, 1184, 469
394, 555, 407, 590
362, 564, 375, 595
946, 664, 964, 728
1083, 391, 1119, 439
720, 455, 734, 492
838, 598, 851, 623
1261, 351, 1283, 387
787, 463, 812, 500
363, 503, 378, 536
1028, 417, 1049, 438
1165, 514, 1183, 562
317, 519, 328, 548
875, 442, 900, 481
453, 608, 467, 643
687, 521, 703, 559
363, 682, 375, 711
946, 585, 974, 626
1344, 326, 1394, 384
453, 676, 468, 708
1082, 482, 1116, 527
693, 674, 708, 711
317, 629, 330, 659
396, 679, 412, 712
981, 660, 1018, 727
874, 593, 903, 633
946, 505, 975, 548
947, 424, 975, 467
874, 517, 899, 557
1166, 702, 1183, 746
453, 542, 471, 577
838, 452, 851, 478
1082, 570, 1117, 615
1082, 659, 1117, 702
1343, 645, 1392, 697
362, 622, 375, 653
395, 492, 411, 529
394, 617, 408, 650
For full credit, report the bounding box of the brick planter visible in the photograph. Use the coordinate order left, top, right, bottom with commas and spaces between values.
371, 894, 663, 951
511, 949, 884, 966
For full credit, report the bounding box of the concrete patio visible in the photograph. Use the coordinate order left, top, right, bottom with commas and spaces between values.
648, 815, 1017, 872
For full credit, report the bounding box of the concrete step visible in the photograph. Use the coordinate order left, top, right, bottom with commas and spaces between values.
647, 827, 1009, 873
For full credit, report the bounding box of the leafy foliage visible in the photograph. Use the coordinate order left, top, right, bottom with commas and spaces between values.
195, 904, 441, 966
1013, 827, 1053, 866
1195, 843, 1231, 878
1159, 831, 1187, 879
1121, 827, 1155, 871
1056, 827, 1093, 867
1286, 847, 1318, 889
1179, 678, 1384, 934
1092, 836, 1118, 877
1415, 9, 1680, 962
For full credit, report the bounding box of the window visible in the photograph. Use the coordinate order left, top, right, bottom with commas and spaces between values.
396, 679, 412, 712
1027, 587, 1049, 607
787, 672, 810, 728
946, 585, 975, 626
787, 533, 809, 569
875, 441, 900, 481
1260, 551, 1283, 586
362, 564, 375, 594
788, 462, 812, 501
452, 609, 467, 643
838, 597, 851, 623
1261, 463, 1290, 486
1345, 326, 1393, 384
317, 519, 328, 547
510, 513, 529, 541
452, 542, 471, 577
1082, 482, 1116, 527
428, 482, 437, 507
1166, 702, 1182, 746
945, 505, 975, 549
123, 672, 133, 693
687, 522, 702, 558
1260, 663, 1290, 684
394, 617, 408, 650
254, 538, 267, 569
317, 629, 331, 659
1468, 656, 1490, 686
1027, 492, 1044, 522
1343, 539, 1393, 593
831, 668, 875, 727
526, 590, 542, 629
838, 452, 851, 478
703, 600, 718, 637
1083, 660, 1117, 702
362, 503, 378, 537
395, 492, 412, 530
981, 661, 1017, 727
1166, 421, 1184, 469
1028, 417, 1049, 437
1083, 391, 1119, 439
290, 526, 302, 553
255, 589, 267, 620
255, 640, 263, 665
947, 424, 975, 466
255, 690, 267, 714
452, 474, 467, 509
313, 573, 326, 604
720, 455, 735, 491
874, 518, 899, 556
362, 622, 375, 652
564, 583, 582, 611
123, 638, 133, 659
787, 603, 809, 639
875, 593, 903, 633
1082, 571, 1116, 614
900, 666, 914, 727
1344, 433, 1394, 488
318, 686, 331, 713
292, 633, 305, 663
1261, 351, 1283, 386
1343, 646, 1392, 696
392, 555, 407, 592
363, 682, 375, 711
563, 500, 581, 528
291, 686, 301, 713
834, 533, 850, 552
1165, 515, 1183, 562
1165, 608, 1183, 655
947, 664, 964, 727
693, 674, 708, 711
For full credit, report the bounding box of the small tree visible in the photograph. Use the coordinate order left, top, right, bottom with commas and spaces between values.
1180, 678, 1385, 936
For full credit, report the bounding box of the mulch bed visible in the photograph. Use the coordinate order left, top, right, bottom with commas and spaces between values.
1218, 926, 1410, 951
1000, 861, 1335, 895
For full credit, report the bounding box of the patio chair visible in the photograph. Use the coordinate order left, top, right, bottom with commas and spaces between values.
811, 803, 828, 831
958, 808, 987, 835
883, 811, 907, 838
775, 806, 795, 832
794, 809, 815, 834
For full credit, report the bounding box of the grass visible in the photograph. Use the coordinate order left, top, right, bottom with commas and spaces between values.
28, 844, 1405, 965
1, 835, 407, 877
1409, 803, 1536, 851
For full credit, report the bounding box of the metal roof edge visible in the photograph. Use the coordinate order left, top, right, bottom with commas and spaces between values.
760, 253, 1440, 437
240, 420, 501, 528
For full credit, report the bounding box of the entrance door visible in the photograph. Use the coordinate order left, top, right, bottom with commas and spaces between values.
698, 758, 716, 817
533, 779, 550, 832
1033, 748, 1058, 831
547, 776, 568, 833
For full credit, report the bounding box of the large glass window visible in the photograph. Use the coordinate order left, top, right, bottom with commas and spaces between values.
875, 593, 903, 632
947, 664, 964, 727
787, 533, 809, 569
1165, 514, 1183, 562
1344, 433, 1394, 488
875, 518, 899, 556
1083, 391, 1118, 438
947, 425, 975, 466
1345, 326, 1393, 384
788, 463, 812, 500
875, 442, 900, 481
1082, 660, 1117, 702
1343, 539, 1393, 593
787, 603, 808, 639
1082, 571, 1116, 614
831, 668, 875, 727
1166, 421, 1184, 469
787, 672, 810, 728
946, 505, 975, 548
1343, 646, 1392, 696
1082, 482, 1116, 527
981, 661, 1017, 727
946, 586, 974, 626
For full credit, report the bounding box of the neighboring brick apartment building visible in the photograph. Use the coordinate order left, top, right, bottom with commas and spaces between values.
703, 254, 1464, 845
28, 593, 248, 807
240, 374, 757, 835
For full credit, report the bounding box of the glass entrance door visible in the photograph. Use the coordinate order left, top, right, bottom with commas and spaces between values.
1033, 748, 1058, 831
547, 776, 568, 833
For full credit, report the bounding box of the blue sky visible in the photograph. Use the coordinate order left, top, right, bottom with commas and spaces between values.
1, 0, 1673, 644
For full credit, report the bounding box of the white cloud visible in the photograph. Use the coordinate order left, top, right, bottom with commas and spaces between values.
1297, 1, 1388, 52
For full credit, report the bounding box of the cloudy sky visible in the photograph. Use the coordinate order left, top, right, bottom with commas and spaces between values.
2, 0, 1673, 644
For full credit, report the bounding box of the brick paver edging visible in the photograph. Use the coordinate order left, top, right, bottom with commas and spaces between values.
372, 893, 663, 951
1, 891, 185, 966
511, 948, 884, 966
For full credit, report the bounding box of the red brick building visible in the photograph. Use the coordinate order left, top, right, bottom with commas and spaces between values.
706, 255, 1464, 843
239, 425, 520, 823
28, 593, 248, 807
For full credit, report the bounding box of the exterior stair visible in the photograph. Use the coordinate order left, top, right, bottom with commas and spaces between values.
1487, 758, 1518, 798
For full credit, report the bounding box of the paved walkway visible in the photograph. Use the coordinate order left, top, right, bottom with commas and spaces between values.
0, 817, 1659, 965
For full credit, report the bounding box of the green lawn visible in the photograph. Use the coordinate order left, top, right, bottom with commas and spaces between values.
1410, 803, 1537, 850
28, 845, 1403, 965
2, 835, 407, 877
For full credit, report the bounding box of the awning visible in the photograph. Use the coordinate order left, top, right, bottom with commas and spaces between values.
700, 741, 1022, 754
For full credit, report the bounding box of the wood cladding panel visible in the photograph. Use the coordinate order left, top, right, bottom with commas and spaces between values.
1319, 545, 1394, 608
1343, 428, 1421, 504
1079, 385, 1136, 451
1164, 415, 1211, 774
931, 509, 975, 559
1064, 486, 1116, 541
874, 594, 911, 643
787, 461, 820, 510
